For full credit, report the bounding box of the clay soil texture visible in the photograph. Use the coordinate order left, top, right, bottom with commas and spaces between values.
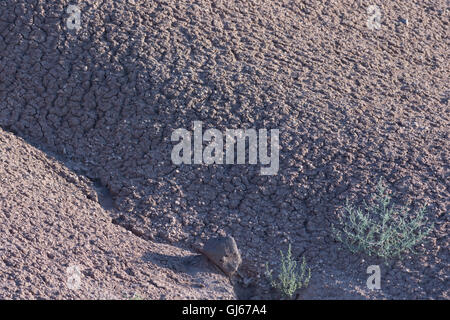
0, 0, 448, 299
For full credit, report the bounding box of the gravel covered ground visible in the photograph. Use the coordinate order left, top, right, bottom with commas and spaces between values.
0, 0, 448, 299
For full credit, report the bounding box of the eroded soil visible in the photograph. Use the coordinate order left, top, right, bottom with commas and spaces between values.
0, 128, 236, 299
0, 0, 448, 299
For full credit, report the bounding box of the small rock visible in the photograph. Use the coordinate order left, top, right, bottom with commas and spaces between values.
199, 236, 242, 277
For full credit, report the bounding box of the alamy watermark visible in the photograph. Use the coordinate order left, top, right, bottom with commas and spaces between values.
366, 265, 381, 290
367, 5, 382, 30
66, 264, 82, 290
171, 121, 279, 175
66, 5, 81, 31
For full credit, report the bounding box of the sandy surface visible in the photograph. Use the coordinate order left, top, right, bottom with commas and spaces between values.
0, 0, 448, 299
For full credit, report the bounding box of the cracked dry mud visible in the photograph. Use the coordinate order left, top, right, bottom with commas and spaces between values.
0, 128, 235, 299
0, 0, 448, 299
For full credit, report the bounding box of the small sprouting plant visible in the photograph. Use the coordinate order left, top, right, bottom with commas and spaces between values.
129, 293, 143, 300
333, 178, 433, 261
265, 244, 311, 298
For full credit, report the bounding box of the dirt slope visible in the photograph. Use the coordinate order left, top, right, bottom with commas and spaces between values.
0, 128, 235, 299
0, 0, 448, 298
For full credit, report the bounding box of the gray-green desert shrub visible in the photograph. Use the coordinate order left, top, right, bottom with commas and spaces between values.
129, 294, 143, 300
333, 178, 433, 260
265, 244, 311, 298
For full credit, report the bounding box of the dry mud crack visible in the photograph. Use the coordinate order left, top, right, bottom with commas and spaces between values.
0, 0, 449, 299
0, 128, 236, 299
